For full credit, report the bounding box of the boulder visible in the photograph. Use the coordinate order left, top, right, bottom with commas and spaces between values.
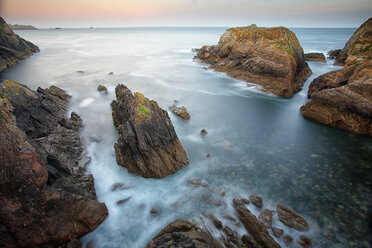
145, 219, 223, 248
327, 49, 341, 59
297, 236, 312, 248
97, 84, 108, 93
201, 128, 208, 135
271, 227, 284, 238
187, 178, 209, 187
0, 17, 39, 72
194, 24, 312, 97
304, 53, 326, 63
258, 209, 274, 227
111, 84, 189, 178
168, 104, 190, 120
249, 194, 263, 209
301, 18, 372, 135
277, 204, 309, 231
209, 214, 223, 229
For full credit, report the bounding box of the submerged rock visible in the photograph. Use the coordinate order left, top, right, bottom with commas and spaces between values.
301, 18, 372, 135
187, 177, 209, 187
0, 17, 39, 72
209, 214, 223, 229
304, 53, 326, 63
201, 128, 208, 135
258, 209, 274, 227
168, 104, 190, 120
277, 203, 310, 231
297, 236, 312, 248
327, 49, 341, 59
145, 219, 223, 248
249, 194, 263, 209
194, 24, 312, 97
271, 227, 284, 238
111, 84, 189, 178
97, 84, 108, 93
0, 81, 108, 247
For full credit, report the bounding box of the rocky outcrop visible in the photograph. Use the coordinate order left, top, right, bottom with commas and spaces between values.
194, 24, 312, 97
0, 17, 39, 72
8, 24, 38, 30
301, 18, 372, 135
277, 204, 310, 231
0, 81, 108, 247
111, 84, 189, 178
168, 104, 190, 120
97, 84, 108, 93
145, 219, 223, 248
304, 53, 326, 63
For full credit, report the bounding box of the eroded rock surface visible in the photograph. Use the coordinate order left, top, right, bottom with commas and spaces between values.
304, 53, 326, 63
277, 204, 310, 232
111, 84, 189, 178
168, 104, 190, 120
194, 24, 312, 97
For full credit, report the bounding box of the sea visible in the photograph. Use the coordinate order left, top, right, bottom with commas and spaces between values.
1, 27, 371, 248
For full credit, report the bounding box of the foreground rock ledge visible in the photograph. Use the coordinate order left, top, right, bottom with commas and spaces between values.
301, 17, 372, 135
194, 24, 312, 98
0, 81, 108, 247
111, 84, 189, 178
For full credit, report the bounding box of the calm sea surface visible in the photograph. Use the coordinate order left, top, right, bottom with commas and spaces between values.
1, 27, 371, 248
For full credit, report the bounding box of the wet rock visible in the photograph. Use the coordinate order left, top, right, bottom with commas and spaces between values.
145, 219, 223, 248
249, 194, 263, 209
277, 203, 310, 231
297, 236, 312, 248
116, 197, 131, 205
168, 104, 191, 120
151, 208, 159, 214
328, 49, 341, 59
97, 84, 108, 93
233, 198, 280, 248
304, 53, 326, 63
222, 226, 242, 246
214, 200, 223, 206
194, 24, 312, 98
201, 129, 208, 135
258, 209, 274, 227
241, 198, 250, 205
241, 235, 260, 248
206, 153, 211, 158
111, 85, 189, 178
0, 17, 39, 72
108, 72, 114, 75
223, 214, 237, 222
89, 134, 103, 142
111, 182, 132, 191
187, 178, 209, 187
271, 227, 284, 238
209, 214, 223, 229
76, 70, 84, 73
284, 235, 293, 244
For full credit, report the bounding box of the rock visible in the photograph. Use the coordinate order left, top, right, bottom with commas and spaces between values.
111, 182, 132, 191
0, 82, 108, 247
117, 197, 131, 205
150, 208, 159, 214
201, 128, 208, 135
258, 209, 274, 227
241, 198, 250, 205
297, 236, 312, 248
301, 18, 372, 136
223, 214, 237, 222
277, 203, 309, 231
89, 134, 103, 142
108, 72, 114, 75
249, 194, 263, 209
7, 23, 38, 30
304, 53, 326, 63
111, 84, 189, 178
209, 214, 223, 229
328, 49, 341, 59
283, 235, 293, 244
194, 24, 312, 97
187, 178, 209, 187
222, 226, 242, 246
76, 70, 84, 73
97, 84, 108, 93
168, 104, 190, 120
214, 200, 222, 206
233, 198, 280, 248
271, 227, 284, 238
206, 153, 211, 158
145, 219, 223, 248
241, 235, 260, 248
0, 17, 39, 72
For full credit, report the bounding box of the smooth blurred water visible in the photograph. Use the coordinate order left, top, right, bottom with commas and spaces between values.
1, 27, 371, 248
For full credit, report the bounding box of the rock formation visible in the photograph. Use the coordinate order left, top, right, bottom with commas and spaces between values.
7, 24, 38, 30
194, 24, 312, 97
0, 17, 39, 72
301, 18, 372, 135
111, 84, 189, 178
168, 104, 190, 120
304, 53, 326, 63
277, 204, 310, 231
0, 81, 108, 247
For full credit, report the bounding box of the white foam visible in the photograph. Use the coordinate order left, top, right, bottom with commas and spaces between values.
79, 97, 95, 107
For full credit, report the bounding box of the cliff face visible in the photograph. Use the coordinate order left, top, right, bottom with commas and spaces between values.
301, 18, 372, 135
0, 16, 39, 72
195, 24, 312, 98
0, 81, 108, 247
7, 24, 38, 30
111, 84, 189, 178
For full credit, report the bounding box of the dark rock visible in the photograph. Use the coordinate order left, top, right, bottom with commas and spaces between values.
328, 49, 341, 59
194, 24, 312, 97
187, 178, 209, 187
76, 70, 84, 73
249, 194, 263, 209
214, 200, 222, 207
277, 203, 310, 231
304, 53, 326, 63
117, 197, 131, 205
111, 84, 189, 178
241, 198, 250, 205
283, 235, 293, 244
206, 153, 211, 158
150, 208, 159, 214
258, 209, 274, 227
145, 219, 223, 248
233, 198, 280, 248
271, 227, 284, 238
241, 235, 260, 248
0, 17, 39, 72
209, 214, 223, 229
111, 182, 133, 191
222, 226, 242, 246
97, 84, 108, 93
201, 129, 208, 135
168, 104, 190, 120
297, 236, 312, 248
222, 214, 237, 222
108, 72, 114, 75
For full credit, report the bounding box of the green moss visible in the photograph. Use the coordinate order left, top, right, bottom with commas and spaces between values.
271, 40, 294, 55
350, 41, 372, 55
139, 105, 149, 118
135, 92, 145, 105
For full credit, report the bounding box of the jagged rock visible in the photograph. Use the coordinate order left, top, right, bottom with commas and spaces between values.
223, 214, 237, 222
222, 226, 243, 246
117, 197, 131, 205
271, 227, 284, 238
168, 104, 190, 120
145, 219, 223, 248
304, 53, 326, 63
0, 17, 39, 72
283, 235, 293, 244
209, 214, 223, 229
241, 198, 250, 205
111, 84, 189, 178
187, 178, 209, 187
233, 198, 281, 248
0, 83, 108, 247
150, 208, 159, 214
328, 49, 341, 59
277, 204, 309, 231
241, 235, 260, 248
297, 236, 312, 248
201, 129, 208, 135
97, 84, 108, 93
301, 18, 372, 135
249, 194, 263, 209
258, 209, 274, 227
194, 24, 312, 97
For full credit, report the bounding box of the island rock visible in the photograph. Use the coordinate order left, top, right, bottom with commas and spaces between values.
8, 23, 38, 30
277, 203, 310, 231
111, 84, 189, 178
304, 52, 326, 63
168, 104, 190, 120
194, 24, 312, 97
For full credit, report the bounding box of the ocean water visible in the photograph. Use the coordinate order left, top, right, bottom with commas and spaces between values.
1, 27, 371, 248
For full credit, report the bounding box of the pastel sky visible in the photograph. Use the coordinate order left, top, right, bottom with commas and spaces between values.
1, 0, 371, 28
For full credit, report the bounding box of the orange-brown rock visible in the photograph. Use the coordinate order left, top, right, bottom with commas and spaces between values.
304, 53, 326, 63
111, 84, 189, 178
194, 24, 312, 97
301, 18, 372, 135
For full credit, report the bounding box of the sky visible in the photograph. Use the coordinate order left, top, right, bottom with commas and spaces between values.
1, 0, 371, 28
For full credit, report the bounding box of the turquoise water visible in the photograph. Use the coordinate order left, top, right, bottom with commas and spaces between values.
1, 27, 371, 247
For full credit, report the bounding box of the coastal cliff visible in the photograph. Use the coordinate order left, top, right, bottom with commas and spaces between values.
194, 24, 312, 97
301, 18, 372, 135
7, 24, 38, 30
0, 16, 39, 72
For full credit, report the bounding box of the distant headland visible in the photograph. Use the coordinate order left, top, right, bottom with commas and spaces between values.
7, 23, 38, 30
